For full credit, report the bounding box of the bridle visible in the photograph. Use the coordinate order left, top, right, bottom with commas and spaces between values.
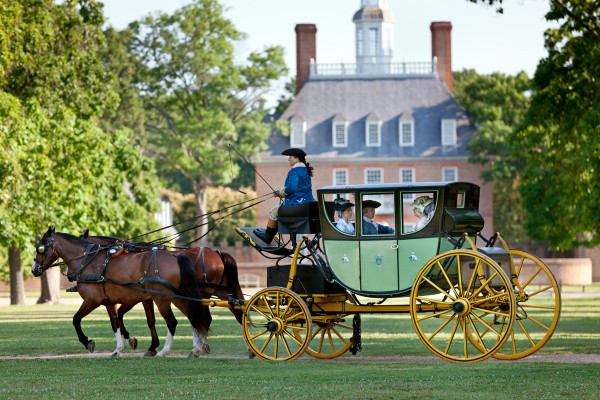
32, 234, 57, 275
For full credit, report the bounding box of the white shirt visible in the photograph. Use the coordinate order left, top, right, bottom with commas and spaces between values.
336, 219, 355, 234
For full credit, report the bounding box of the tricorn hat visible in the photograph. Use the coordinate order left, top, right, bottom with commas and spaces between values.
362, 200, 381, 209
333, 198, 354, 211
281, 148, 306, 157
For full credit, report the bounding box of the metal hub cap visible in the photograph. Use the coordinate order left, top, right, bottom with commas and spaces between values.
266, 318, 284, 334
452, 298, 471, 316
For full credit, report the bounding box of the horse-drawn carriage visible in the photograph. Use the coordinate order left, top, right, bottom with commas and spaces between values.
235, 181, 561, 362
32, 181, 561, 363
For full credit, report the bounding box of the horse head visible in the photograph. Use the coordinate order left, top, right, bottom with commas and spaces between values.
31, 226, 58, 277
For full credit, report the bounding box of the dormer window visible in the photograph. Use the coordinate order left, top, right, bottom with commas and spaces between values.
290, 121, 306, 148
365, 112, 381, 147
441, 119, 457, 146
399, 113, 415, 147
332, 113, 348, 147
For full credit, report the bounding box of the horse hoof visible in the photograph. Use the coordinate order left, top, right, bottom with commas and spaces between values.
143, 350, 157, 357
248, 349, 256, 359
87, 341, 95, 353
188, 349, 200, 358
111, 351, 120, 357
127, 337, 138, 350
201, 343, 211, 354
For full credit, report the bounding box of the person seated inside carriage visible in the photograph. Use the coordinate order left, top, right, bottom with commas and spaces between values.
411, 195, 435, 231
333, 198, 355, 234
362, 200, 394, 235
254, 148, 315, 244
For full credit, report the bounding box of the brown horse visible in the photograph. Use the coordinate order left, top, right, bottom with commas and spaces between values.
31, 227, 211, 357
80, 232, 251, 357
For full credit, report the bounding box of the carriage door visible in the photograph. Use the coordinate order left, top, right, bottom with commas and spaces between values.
359, 193, 399, 292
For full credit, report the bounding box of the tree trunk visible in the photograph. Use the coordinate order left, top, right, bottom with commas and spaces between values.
192, 179, 208, 247
8, 245, 26, 305
38, 267, 61, 304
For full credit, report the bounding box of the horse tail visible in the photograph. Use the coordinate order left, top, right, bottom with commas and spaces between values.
218, 252, 245, 325
176, 254, 211, 336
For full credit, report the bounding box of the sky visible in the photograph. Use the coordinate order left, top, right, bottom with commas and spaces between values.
100, 0, 553, 106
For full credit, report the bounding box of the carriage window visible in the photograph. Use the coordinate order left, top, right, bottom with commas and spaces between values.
327, 193, 356, 236
402, 192, 436, 234
361, 193, 395, 236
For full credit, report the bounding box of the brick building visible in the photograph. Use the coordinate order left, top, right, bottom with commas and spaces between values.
255, 0, 493, 239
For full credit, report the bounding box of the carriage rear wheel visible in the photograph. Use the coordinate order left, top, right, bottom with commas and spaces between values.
409, 249, 516, 363
242, 287, 312, 361
300, 315, 354, 359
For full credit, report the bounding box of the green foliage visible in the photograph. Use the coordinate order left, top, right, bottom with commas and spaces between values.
514, 1, 600, 249
0, 0, 161, 278
100, 0, 287, 232
453, 69, 531, 242
274, 77, 296, 115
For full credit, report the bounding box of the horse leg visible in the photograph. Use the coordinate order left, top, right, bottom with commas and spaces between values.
189, 306, 212, 358
105, 304, 125, 357
116, 303, 138, 350
73, 300, 101, 353
142, 300, 160, 357
155, 302, 177, 357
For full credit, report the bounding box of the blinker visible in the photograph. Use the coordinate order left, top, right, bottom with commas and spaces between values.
36, 245, 46, 254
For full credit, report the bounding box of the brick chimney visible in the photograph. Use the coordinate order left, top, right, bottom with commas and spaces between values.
430, 22, 452, 93
295, 24, 317, 94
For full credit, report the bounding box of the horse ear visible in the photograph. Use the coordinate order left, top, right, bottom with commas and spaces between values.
51, 226, 55, 233
82, 228, 89, 238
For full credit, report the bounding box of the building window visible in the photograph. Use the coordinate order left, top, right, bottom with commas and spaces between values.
333, 168, 349, 186
368, 28, 378, 56
365, 168, 383, 184
441, 119, 457, 145
357, 28, 363, 56
399, 121, 414, 147
290, 121, 306, 148
366, 121, 381, 146
400, 168, 415, 201
332, 122, 348, 147
442, 167, 458, 182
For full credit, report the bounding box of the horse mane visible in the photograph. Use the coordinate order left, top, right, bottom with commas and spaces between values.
56, 231, 93, 246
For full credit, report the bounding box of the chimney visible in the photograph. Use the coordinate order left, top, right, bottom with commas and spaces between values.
430, 22, 452, 93
295, 24, 317, 94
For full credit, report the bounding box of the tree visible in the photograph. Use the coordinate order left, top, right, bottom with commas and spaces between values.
453, 69, 531, 243
103, 0, 288, 244
512, 1, 600, 249
0, 0, 160, 304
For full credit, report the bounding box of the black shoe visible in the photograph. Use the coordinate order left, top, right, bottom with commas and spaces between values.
254, 228, 274, 244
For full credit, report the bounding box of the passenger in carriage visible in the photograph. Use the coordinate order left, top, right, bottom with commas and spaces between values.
254, 148, 315, 244
411, 196, 435, 230
333, 198, 355, 234
362, 200, 395, 235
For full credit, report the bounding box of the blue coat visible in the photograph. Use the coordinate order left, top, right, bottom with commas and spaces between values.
282, 163, 314, 205
363, 217, 395, 235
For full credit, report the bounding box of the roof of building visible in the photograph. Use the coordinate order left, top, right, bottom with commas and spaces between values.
262, 76, 476, 161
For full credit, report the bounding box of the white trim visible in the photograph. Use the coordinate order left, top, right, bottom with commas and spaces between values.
332, 168, 349, 186
365, 121, 381, 147
442, 166, 458, 182
290, 121, 306, 148
399, 167, 415, 201
332, 121, 348, 147
364, 167, 383, 184
441, 119, 457, 146
399, 121, 414, 147
257, 155, 470, 164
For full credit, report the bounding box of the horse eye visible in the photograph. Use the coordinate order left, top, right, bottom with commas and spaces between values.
36, 245, 46, 254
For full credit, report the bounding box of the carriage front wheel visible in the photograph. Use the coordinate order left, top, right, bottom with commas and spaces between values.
409, 250, 516, 363
242, 287, 312, 361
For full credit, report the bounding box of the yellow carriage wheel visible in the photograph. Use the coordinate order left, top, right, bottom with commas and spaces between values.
302, 315, 354, 359
490, 250, 561, 359
242, 286, 312, 361
409, 250, 516, 363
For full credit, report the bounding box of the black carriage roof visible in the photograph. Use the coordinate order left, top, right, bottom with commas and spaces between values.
317, 181, 479, 193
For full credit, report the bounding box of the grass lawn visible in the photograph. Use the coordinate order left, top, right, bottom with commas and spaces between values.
0, 294, 599, 399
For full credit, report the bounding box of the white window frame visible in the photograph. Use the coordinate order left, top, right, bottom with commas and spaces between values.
290, 121, 306, 148
400, 167, 415, 201
364, 167, 383, 185
332, 121, 348, 147
357, 28, 363, 56
399, 121, 414, 147
442, 166, 458, 182
368, 27, 378, 56
365, 121, 381, 147
441, 119, 457, 146
332, 168, 349, 186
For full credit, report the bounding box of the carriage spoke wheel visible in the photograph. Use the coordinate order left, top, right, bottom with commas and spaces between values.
410, 250, 516, 363
483, 250, 561, 359
242, 287, 312, 361
299, 315, 354, 359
